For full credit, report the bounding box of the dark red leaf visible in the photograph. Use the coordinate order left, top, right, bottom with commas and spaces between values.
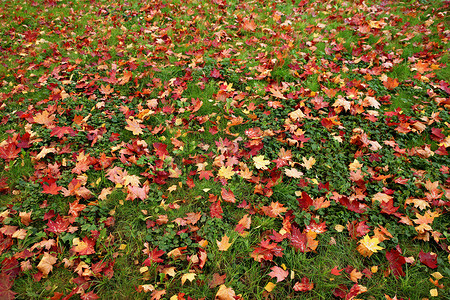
210, 200, 223, 219
385, 248, 406, 278
418, 250, 437, 269
297, 191, 313, 210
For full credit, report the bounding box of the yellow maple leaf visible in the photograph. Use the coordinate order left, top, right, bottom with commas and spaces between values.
253, 155, 270, 170
356, 235, 384, 257
349, 159, 363, 171
162, 267, 176, 277
301, 157, 316, 170
181, 272, 196, 285
218, 166, 235, 179
217, 234, 233, 251
430, 288, 438, 297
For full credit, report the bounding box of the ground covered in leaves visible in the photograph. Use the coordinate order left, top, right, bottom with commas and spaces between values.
0, 0, 449, 299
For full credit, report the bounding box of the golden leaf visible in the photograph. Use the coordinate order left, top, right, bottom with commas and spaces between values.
216, 234, 233, 251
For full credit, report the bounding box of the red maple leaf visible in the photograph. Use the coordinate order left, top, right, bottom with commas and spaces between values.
0, 177, 9, 194
46, 215, 69, 235
331, 266, 343, 276
418, 250, 437, 269
80, 291, 100, 300
345, 283, 365, 300
251, 239, 283, 262
153, 142, 168, 159
198, 170, 213, 180
268, 266, 288, 282
208, 273, 226, 289
338, 196, 367, 213
0, 273, 16, 300
430, 127, 445, 142
72, 236, 96, 256
290, 226, 307, 252
210, 68, 221, 78
50, 126, 76, 139
297, 191, 313, 210
143, 248, 165, 266
0, 143, 21, 161
385, 248, 406, 278
42, 182, 62, 195
347, 220, 370, 239
210, 201, 223, 219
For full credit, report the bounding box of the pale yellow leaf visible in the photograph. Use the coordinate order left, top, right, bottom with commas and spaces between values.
181, 272, 196, 285
218, 166, 235, 179
253, 155, 270, 170
37, 252, 57, 276
301, 157, 316, 170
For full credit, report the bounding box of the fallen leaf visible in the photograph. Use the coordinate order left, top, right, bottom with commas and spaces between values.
217, 166, 235, 179
37, 252, 57, 276
217, 235, 232, 251
268, 266, 288, 282
264, 282, 276, 292
215, 284, 236, 300
181, 272, 196, 285
209, 273, 226, 289
356, 235, 384, 257
293, 277, 314, 291
253, 155, 270, 170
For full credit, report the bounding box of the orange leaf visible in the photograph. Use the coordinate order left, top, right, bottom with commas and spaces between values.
349, 269, 363, 282
19, 211, 32, 226
242, 19, 256, 31
216, 284, 236, 300
269, 87, 286, 99
125, 118, 144, 135
270, 202, 288, 217
99, 84, 114, 95
383, 77, 399, 90
217, 234, 232, 251
221, 188, 236, 203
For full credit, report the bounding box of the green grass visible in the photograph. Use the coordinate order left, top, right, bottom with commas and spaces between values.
0, 0, 449, 299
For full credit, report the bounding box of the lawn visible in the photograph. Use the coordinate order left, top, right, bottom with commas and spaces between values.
0, 0, 449, 299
